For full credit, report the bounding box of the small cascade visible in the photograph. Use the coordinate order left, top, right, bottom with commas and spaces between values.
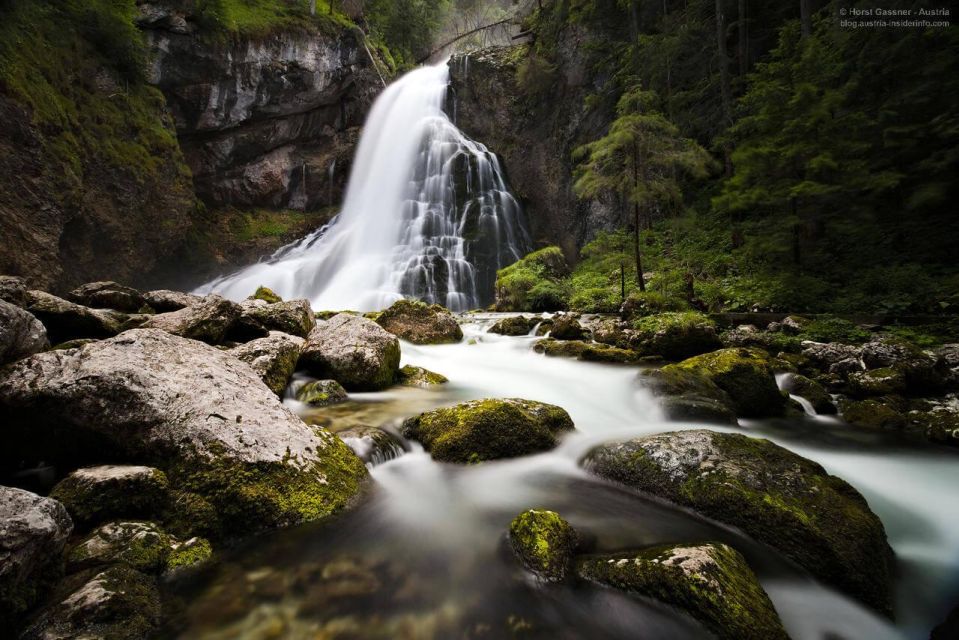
197, 62, 530, 312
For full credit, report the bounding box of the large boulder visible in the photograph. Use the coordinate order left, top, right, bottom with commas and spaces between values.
67, 281, 146, 313
142, 289, 202, 312
375, 299, 463, 344
0, 329, 368, 538
666, 348, 785, 417
508, 509, 577, 582
0, 300, 48, 365
631, 312, 722, 360
576, 543, 788, 640
50, 466, 170, 529
583, 430, 893, 614
638, 367, 738, 424
25, 290, 124, 343
229, 332, 304, 396
401, 398, 575, 463
549, 314, 587, 341
488, 315, 535, 336
299, 314, 401, 391
0, 487, 73, 627
141, 294, 240, 344
233, 298, 315, 339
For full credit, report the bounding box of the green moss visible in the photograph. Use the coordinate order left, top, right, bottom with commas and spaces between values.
799, 316, 872, 344
295, 379, 348, 406
50, 467, 170, 529
508, 509, 577, 581
839, 397, 907, 430
401, 398, 575, 464
494, 247, 570, 311
671, 348, 784, 417
397, 365, 449, 387
166, 537, 213, 572
194, 0, 356, 38
250, 286, 282, 304
68, 521, 172, 574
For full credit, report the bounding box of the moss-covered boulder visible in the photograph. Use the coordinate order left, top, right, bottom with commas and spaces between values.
375, 299, 463, 344
508, 509, 577, 582
250, 285, 282, 304
50, 465, 169, 529
229, 331, 304, 396
534, 338, 643, 364
141, 294, 240, 344
295, 379, 349, 406
847, 368, 907, 398
397, 365, 449, 387
721, 326, 801, 354
489, 315, 535, 336
839, 397, 908, 431
632, 312, 722, 360
68, 281, 146, 314
233, 298, 315, 339
669, 348, 785, 417
583, 430, 893, 614
780, 373, 836, 414
300, 314, 401, 391
550, 314, 587, 341
638, 367, 738, 425
401, 398, 575, 463
0, 329, 369, 539
576, 543, 788, 640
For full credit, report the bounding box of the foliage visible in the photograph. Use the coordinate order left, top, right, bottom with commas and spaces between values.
494, 246, 570, 311
364, 0, 451, 67
192, 0, 354, 36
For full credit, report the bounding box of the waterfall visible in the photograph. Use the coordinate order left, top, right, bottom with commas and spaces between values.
197, 62, 530, 312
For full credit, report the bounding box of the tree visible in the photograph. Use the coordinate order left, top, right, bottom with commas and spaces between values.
573, 87, 712, 291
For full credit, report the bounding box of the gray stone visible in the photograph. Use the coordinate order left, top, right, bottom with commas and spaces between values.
67, 281, 146, 313
300, 314, 401, 391
234, 297, 315, 339
142, 289, 202, 312
26, 290, 123, 344
141, 294, 240, 344
0, 300, 49, 364
50, 465, 169, 528
229, 331, 304, 396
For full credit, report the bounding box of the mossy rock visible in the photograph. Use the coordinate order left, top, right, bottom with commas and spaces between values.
549, 314, 587, 340
721, 327, 802, 354
68, 521, 176, 575
375, 299, 463, 344
50, 465, 169, 529
583, 430, 893, 614
576, 543, 789, 640
533, 338, 588, 358
489, 315, 535, 336
909, 409, 959, 447
780, 373, 836, 414
669, 348, 785, 417
534, 338, 643, 363
847, 368, 908, 398
632, 312, 722, 360
639, 367, 738, 425
250, 286, 282, 304
397, 365, 449, 387
839, 397, 908, 431
166, 537, 214, 576
401, 398, 575, 463
508, 509, 577, 582
296, 379, 349, 406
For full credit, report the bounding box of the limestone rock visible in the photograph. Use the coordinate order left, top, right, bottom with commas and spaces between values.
229, 331, 304, 396
0, 300, 48, 365
141, 294, 240, 344
300, 314, 401, 391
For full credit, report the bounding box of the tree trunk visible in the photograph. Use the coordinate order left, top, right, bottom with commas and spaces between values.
715, 0, 733, 175
634, 204, 646, 292
737, 0, 748, 76
800, 0, 812, 38
309, 0, 316, 15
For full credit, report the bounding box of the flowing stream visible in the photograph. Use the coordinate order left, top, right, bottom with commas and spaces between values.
164, 318, 959, 640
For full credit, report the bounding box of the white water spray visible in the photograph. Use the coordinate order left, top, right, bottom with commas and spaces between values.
197, 62, 530, 311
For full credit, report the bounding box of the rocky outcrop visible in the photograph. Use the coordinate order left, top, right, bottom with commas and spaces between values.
0, 300, 48, 365
50, 466, 170, 529
300, 314, 401, 391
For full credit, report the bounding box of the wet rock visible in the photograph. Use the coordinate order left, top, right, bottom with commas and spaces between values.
20, 565, 160, 640
576, 543, 788, 640
67, 281, 146, 313
396, 365, 449, 387
0, 329, 368, 538
839, 397, 909, 431
25, 290, 124, 343
229, 331, 304, 396
488, 315, 535, 336
0, 275, 28, 306
141, 294, 240, 344
780, 373, 836, 414
233, 298, 315, 339
583, 429, 893, 614
295, 379, 349, 406
0, 300, 49, 365
632, 312, 722, 360
847, 367, 908, 397
667, 348, 785, 417
638, 367, 738, 425
550, 314, 587, 341
508, 509, 577, 582
376, 299, 463, 344
337, 426, 407, 466
142, 289, 202, 312
0, 486, 73, 627
300, 314, 401, 391
402, 398, 575, 463
50, 466, 169, 529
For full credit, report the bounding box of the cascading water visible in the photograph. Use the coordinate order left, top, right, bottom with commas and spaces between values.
197, 62, 530, 311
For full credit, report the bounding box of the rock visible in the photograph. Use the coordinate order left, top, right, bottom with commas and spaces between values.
534, 338, 643, 363
396, 365, 449, 387
508, 509, 577, 582
0, 275, 27, 306
67, 281, 146, 313
375, 299, 463, 344
937, 344, 959, 371
299, 314, 401, 391
48, 338, 98, 351
909, 407, 959, 447
861, 336, 948, 393
67, 521, 174, 574
591, 318, 632, 349
165, 536, 213, 575
583, 430, 893, 614
847, 367, 908, 397
142, 289, 202, 312
576, 543, 788, 640
25, 290, 123, 343
49, 466, 169, 529
668, 348, 785, 417
801, 341, 862, 370
639, 367, 738, 425
233, 298, 315, 339
632, 312, 722, 360
20, 565, 160, 640
0, 329, 368, 538
534, 338, 587, 358
141, 294, 240, 344
780, 373, 836, 414
549, 314, 587, 341
839, 397, 908, 431
780, 315, 807, 334
0, 487, 73, 627
401, 398, 575, 463
337, 427, 407, 466
830, 357, 865, 376
229, 332, 304, 396
721, 327, 801, 354
250, 285, 282, 304
488, 315, 534, 336
0, 300, 49, 365
295, 379, 349, 406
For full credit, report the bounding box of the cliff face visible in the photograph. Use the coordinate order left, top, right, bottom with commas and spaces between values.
448, 38, 620, 262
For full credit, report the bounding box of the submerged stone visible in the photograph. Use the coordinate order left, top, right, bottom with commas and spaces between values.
396, 365, 449, 387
